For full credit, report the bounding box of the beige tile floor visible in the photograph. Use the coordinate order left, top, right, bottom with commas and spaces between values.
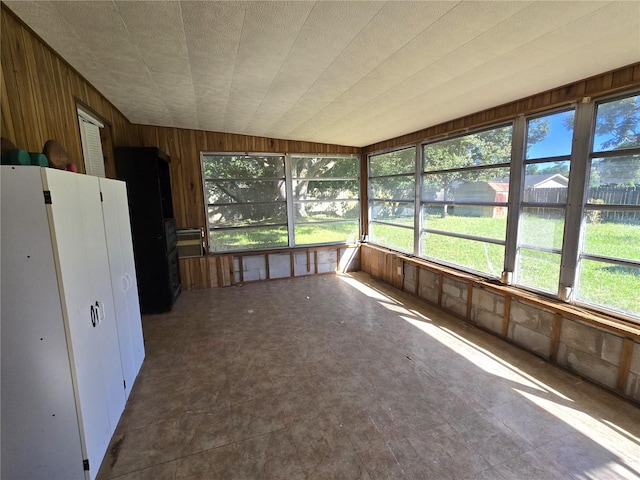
97, 272, 640, 480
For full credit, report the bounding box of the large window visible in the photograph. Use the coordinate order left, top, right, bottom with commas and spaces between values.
516, 109, 574, 293
204, 154, 288, 252
291, 155, 360, 245
368, 147, 416, 253
421, 126, 512, 277
576, 94, 640, 317
366, 90, 640, 321
203, 153, 359, 252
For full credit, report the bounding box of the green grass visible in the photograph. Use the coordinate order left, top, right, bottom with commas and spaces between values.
584, 221, 640, 261
210, 222, 358, 252
294, 223, 359, 245
372, 215, 640, 318
210, 214, 639, 317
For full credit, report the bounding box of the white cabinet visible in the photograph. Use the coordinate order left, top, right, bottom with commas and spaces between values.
99, 177, 145, 398
1, 166, 145, 480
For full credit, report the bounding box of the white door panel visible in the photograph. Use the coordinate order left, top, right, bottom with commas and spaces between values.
114, 180, 146, 373
76, 175, 126, 433
99, 178, 136, 398
42, 168, 111, 478
1, 166, 85, 480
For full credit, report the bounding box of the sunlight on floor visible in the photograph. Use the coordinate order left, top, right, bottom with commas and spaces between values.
338, 273, 640, 473
338, 274, 402, 304
338, 247, 359, 272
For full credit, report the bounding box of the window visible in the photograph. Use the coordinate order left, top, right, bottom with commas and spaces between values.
420, 126, 512, 277
203, 153, 360, 253
203, 154, 288, 252
364, 90, 640, 321
368, 147, 416, 253
516, 109, 574, 293
576, 94, 640, 318
291, 155, 360, 245
77, 107, 105, 177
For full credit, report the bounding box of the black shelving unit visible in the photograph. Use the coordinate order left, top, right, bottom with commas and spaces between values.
115, 147, 181, 313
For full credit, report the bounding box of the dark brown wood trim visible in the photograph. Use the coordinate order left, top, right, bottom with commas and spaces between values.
550, 313, 563, 362
617, 338, 635, 393
466, 283, 474, 323
502, 296, 512, 337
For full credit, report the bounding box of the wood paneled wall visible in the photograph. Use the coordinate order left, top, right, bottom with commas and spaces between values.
1, 5, 140, 174
137, 125, 361, 289
363, 63, 640, 154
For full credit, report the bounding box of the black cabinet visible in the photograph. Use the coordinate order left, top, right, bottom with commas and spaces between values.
115, 147, 181, 313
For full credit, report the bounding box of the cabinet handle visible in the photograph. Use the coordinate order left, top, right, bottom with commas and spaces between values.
124, 272, 133, 292
90, 305, 98, 327
121, 274, 128, 292
97, 301, 106, 322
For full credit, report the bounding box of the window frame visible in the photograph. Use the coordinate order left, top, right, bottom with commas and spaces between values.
289, 153, 361, 247
513, 106, 576, 295
365, 89, 640, 323
572, 91, 640, 320
367, 145, 418, 254
418, 123, 514, 278
202, 152, 289, 253
201, 152, 361, 254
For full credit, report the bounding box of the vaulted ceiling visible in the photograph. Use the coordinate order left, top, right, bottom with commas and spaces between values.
6, 1, 640, 147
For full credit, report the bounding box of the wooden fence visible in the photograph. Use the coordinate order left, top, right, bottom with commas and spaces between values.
525, 186, 640, 221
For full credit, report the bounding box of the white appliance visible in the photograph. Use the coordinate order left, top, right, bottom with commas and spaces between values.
1, 166, 145, 480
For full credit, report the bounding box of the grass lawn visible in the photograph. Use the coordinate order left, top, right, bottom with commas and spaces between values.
210, 222, 359, 252
210, 214, 639, 318
372, 214, 640, 318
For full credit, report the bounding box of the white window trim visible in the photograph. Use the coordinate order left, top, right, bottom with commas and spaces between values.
77, 107, 105, 178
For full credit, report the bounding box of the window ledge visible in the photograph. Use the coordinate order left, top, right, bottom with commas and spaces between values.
362, 243, 640, 340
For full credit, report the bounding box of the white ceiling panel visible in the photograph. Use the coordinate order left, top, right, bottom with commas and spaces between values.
5, 0, 639, 147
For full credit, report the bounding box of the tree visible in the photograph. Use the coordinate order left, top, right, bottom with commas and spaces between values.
203, 154, 359, 226
369, 147, 416, 219
593, 95, 640, 186
564, 95, 640, 186
203, 155, 287, 227
423, 125, 527, 202
594, 96, 639, 151
291, 156, 358, 219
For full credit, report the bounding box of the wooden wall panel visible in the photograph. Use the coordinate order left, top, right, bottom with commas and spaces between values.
0, 6, 140, 174
363, 62, 640, 155
137, 125, 361, 289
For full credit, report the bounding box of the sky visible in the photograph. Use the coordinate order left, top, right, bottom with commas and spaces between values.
526, 110, 573, 160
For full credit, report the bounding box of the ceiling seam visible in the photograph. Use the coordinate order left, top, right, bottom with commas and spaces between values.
257, 0, 390, 136
282, 0, 471, 139
271, 0, 466, 139
112, 0, 165, 126
176, 0, 197, 130
49, 1, 117, 102
221, 3, 249, 131
239, 1, 317, 133
303, 0, 620, 143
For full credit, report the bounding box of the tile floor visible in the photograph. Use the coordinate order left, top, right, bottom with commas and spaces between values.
96, 272, 640, 480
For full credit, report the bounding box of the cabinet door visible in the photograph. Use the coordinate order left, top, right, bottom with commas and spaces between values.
43, 169, 124, 479
75, 175, 126, 436
1, 166, 85, 480
99, 178, 144, 399
114, 180, 145, 374
41, 169, 110, 477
